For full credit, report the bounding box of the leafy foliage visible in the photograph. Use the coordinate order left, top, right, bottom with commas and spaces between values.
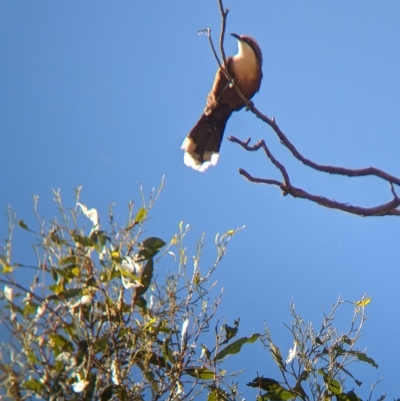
247, 297, 383, 401
0, 186, 250, 400
0, 185, 391, 400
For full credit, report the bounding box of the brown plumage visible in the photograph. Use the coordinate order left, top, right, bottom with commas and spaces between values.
181, 33, 263, 171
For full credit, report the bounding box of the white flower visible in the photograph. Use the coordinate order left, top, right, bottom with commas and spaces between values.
77, 202, 100, 230
80, 295, 92, 305
285, 340, 298, 364
111, 359, 121, 385
200, 344, 210, 360
36, 302, 47, 318
99, 246, 107, 261
72, 379, 89, 393
176, 381, 185, 395
119, 256, 143, 289
148, 295, 155, 311
70, 295, 92, 309
181, 319, 189, 348
56, 352, 77, 369
4, 285, 13, 302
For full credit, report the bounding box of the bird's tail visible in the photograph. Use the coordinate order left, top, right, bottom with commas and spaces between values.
181, 110, 231, 172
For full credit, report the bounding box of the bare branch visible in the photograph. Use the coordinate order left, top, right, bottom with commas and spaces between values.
199, 28, 223, 71
211, 1, 400, 217
238, 166, 400, 217
231, 136, 400, 216
217, 0, 229, 66
236, 106, 400, 187
227, 89, 400, 217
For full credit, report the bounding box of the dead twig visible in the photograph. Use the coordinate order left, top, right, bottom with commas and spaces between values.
230, 136, 400, 217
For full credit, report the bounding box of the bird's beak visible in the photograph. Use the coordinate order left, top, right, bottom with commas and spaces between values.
230, 33, 241, 41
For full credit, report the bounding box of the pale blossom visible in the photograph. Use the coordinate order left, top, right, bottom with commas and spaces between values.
4, 285, 13, 302
72, 379, 89, 393
285, 340, 298, 364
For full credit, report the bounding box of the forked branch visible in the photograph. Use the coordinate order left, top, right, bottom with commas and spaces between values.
211, 0, 400, 217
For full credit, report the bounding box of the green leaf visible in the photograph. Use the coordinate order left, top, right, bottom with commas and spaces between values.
90, 230, 110, 251
353, 351, 378, 368
118, 387, 128, 401
48, 231, 67, 245
23, 379, 45, 393
23, 302, 39, 316
54, 267, 79, 280
162, 338, 175, 365
336, 390, 362, 401
215, 333, 260, 361
49, 334, 74, 352
70, 231, 95, 247
62, 288, 85, 299
2, 264, 13, 273
101, 385, 114, 401
254, 382, 296, 401
318, 369, 343, 395
26, 349, 38, 364
299, 370, 309, 381
185, 367, 214, 380
135, 258, 153, 298
335, 363, 362, 386
18, 220, 29, 230
252, 377, 297, 401
135, 207, 147, 224
146, 352, 170, 368
207, 388, 230, 401
94, 336, 109, 353
247, 377, 280, 391
315, 336, 324, 345
119, 328, 130, 338
294, 383, 308, 400
138, 237, 166, 259
269, 342, 285, 370
59, 256, 77, 266
248, 377, 302, 401
328, 379, 342, 395
48, 281, 65, 296
341, 335, 354, 345
266, 389, 296, 400
222, 322, 238, 344
119, 267, 141, 282
354, 297, 371, 307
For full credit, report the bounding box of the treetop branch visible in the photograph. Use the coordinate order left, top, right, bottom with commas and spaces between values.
231, 137, 400, 217
213, 0, 400, 217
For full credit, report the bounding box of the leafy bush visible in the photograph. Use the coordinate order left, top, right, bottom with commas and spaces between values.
0, 187, 252, 400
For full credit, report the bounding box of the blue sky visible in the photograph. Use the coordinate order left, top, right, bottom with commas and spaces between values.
1, 1, 400, 398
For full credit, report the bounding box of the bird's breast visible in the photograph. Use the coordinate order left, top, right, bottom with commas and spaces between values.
231, 52, 259, 80
230, 54, 262, 98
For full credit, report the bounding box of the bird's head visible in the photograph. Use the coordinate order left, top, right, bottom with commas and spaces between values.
231, 33, 263, 66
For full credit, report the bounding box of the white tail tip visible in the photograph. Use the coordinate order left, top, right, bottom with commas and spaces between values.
181, 138, 219, 172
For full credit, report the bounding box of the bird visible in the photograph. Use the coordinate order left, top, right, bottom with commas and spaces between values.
181, 33, 263, 172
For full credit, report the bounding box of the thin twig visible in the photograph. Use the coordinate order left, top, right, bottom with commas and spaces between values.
230, 135, 400, 216
238, 167, 400, 217
217, 0, 229, 67
200, 28, 223, 70
239, 106, 400, 187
